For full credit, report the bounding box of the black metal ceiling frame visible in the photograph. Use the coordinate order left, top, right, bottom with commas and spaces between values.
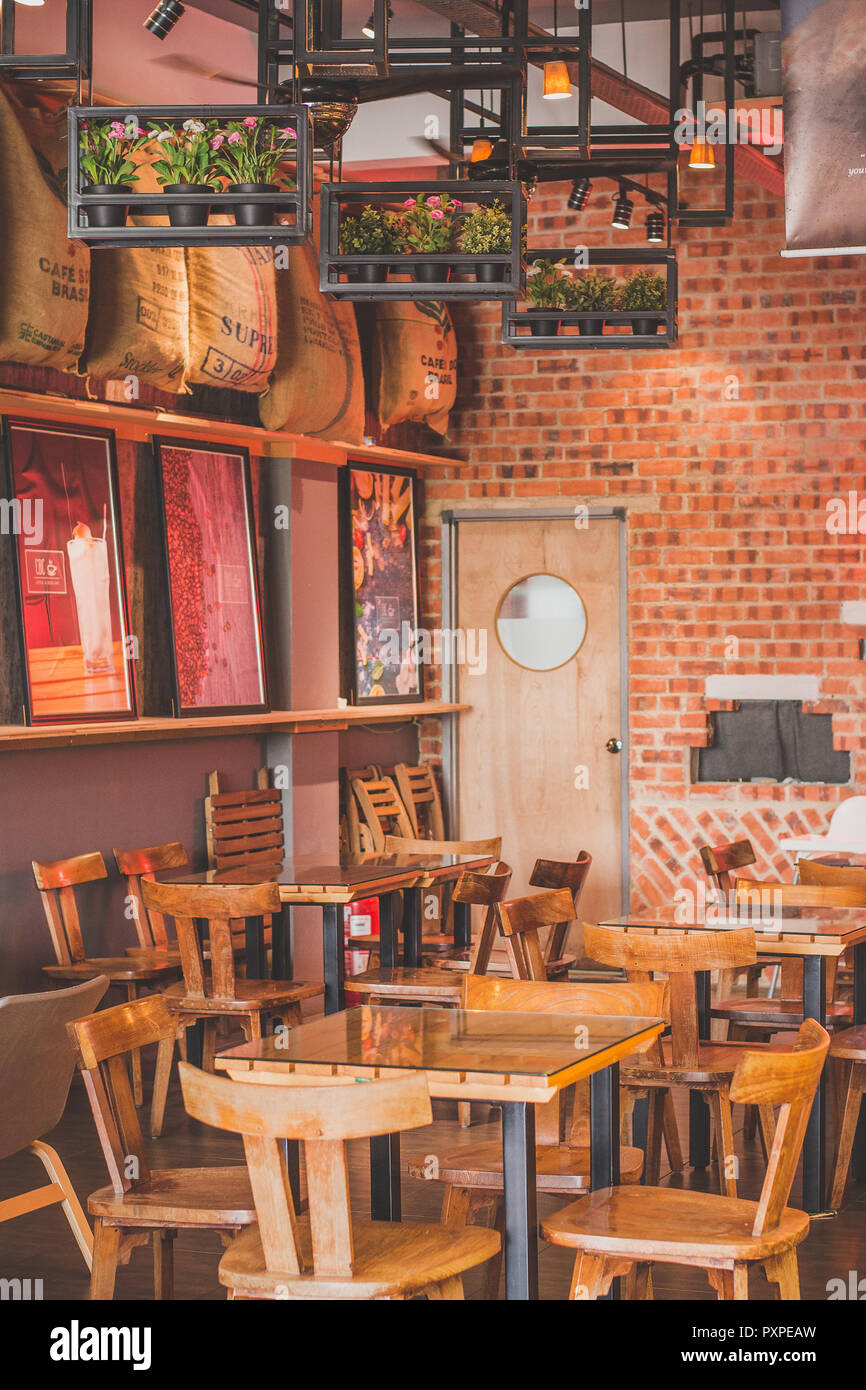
0, 0, 92, 96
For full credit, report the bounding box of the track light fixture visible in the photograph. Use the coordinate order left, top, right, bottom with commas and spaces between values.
611, 185, 633, 230
144, 0, 185, 39
362, 3, 393, 40
568, 177, 592, 211
645, 210, 665, 243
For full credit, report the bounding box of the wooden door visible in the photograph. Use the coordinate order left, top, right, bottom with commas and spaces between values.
455, 515, 625, 942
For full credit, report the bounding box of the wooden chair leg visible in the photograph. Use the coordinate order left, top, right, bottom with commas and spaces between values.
732, 1264, 749, 1299
90, 1219, 122, 1300
427, 1274, 465, 1299
150, 1034, 175, 1139
201, 1019, 217, 1073
765, 1249, 800, 1300
662, 1091, 683, 1172
153, 1229, 175, 1300
483, 1197, 505, 1301
127, 985, 143, 1107
458, 1102, 472, 1128
829, 1063, 866, 1209
743, 1105, 758, 1140
757, 1105, 776, 1161
708, 1088, 738, 1198
30, 1140, 93, 1270
631, 1262, 653, 1300
570, 1251, 607, 1300
707, 1267, 733, 1299
644, 1089, 666, 1185
241, 1011, 262, 1043
440, 1184, 473, 1228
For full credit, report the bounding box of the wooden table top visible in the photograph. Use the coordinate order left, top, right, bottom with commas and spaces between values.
215, 1005, 665, 1104
600, 907, 866, 958
157, 853, 495, 904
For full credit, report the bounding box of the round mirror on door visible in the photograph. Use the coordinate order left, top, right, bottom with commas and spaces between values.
495, 573, 587, 671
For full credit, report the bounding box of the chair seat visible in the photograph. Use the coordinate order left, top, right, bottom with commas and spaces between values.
219, 1215, 500, 1299
623, 1037, 783, 1086
713, 997, 852, 1027
541, 1185, 811, 1263
124, 946, 182, 964
829, 1025, 866, 1060
407, 1137, 644, 1194
162, 978, 323, 1014
346, 968, 461, 1004
88, 1166, 256, 1227
43, 957, 178, 984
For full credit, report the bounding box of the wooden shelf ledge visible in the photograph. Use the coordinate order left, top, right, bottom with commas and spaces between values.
0, 702, 469, 752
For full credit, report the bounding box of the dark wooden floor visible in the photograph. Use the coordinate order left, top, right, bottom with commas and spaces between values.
2, 1045, 864, 1301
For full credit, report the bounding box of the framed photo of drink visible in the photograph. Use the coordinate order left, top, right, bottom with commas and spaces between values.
341, 461, 424, 705
154, 437, 268, 717
2, 418, 136, 725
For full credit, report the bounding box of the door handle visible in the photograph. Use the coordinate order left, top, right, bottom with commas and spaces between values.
605, 738, 623, 754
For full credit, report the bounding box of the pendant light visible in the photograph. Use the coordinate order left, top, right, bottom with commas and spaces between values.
689, 141, 716, 169
471, 88, 494, 162
543, 0, 572, 100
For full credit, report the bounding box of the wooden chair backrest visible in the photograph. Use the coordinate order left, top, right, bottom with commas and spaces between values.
393, 763, 446, 840
798, 860, 866, 889
461, 974, 669, 1148
730, 1019, 829, 1236
733, 879, 866, 909
583, 922, 757, 1070
31, 852, 109, 965
206, 770, 285, 873
450, 861, 513, 975
529, 853, 592, 965
352, 777, 415, 853
699, 839, 757, 894
384, 834, 502, 858
0, 976, 108, 1162
113, 841, 188, 950
141, 879, 281, 1001
495, 888, 576, 982
178, 1063, 432, 1280
67, 994, 176, 1197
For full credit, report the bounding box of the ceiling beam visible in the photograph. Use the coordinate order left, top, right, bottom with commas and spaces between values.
414, 0, 784, 197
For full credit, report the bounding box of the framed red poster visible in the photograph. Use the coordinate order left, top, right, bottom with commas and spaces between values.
155, 438, 268, 717
3, 418, 136, 725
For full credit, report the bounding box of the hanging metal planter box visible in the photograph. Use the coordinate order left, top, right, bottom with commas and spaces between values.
67, 105, 312, 248
320, 180, 525, 302
502, 248, 677, 350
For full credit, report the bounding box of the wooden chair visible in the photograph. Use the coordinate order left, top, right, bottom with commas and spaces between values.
798, 859, 866, 889
178, 1063, 501, 1300
583, 921, 770, 1197
141, 879, 323, 1074
113, 842, 188, 961
407, 973, 668, 1298
393, 762, 446, 840
0, 976, 108, 1271
528, 853, 592, 978
345, 862, 514, 1008
351, 776, 415, 852
68, 994, 258, 1299
32, 852, 179, 1107
826, 1024, 866, 1208
496, 886, 579, 983
542, 1019, 830, 1300
710, 880, 860, 1036
206, 769, 285, 872
699, 838, 771, 1005
383, 833, 503, 959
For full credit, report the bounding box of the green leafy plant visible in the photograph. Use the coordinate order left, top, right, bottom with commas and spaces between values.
525, 258, 572, 309
79, 117, 149, 186
393, 192, 462, 253
210, 116, 298, 186
619, 269, 667, 312
339, 205, 401, 254
563, 269, 620, 312
148, 117, 219, 186
458, 199, 512, 255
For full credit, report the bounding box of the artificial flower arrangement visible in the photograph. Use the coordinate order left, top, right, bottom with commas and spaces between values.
336, 192, 515, 284
78, 117, 151, 227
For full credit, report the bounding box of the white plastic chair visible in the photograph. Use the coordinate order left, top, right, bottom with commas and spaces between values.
779, 796, 866, 856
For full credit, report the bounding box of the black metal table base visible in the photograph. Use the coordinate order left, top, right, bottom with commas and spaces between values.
502, 1102, 538, 1300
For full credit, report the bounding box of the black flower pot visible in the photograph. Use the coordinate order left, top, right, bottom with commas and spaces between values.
527, 311, 560, 337
631, 316, 661, 335
165, 183, 211, 227
578, 316, 605, 336
358, 263, 389, 284
82, 183, 131, 229
229, 182, 278, 227
475, 262, 506, 283
413, 262, 449, 284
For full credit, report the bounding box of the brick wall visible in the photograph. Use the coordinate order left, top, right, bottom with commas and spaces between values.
417, 177, 866, 908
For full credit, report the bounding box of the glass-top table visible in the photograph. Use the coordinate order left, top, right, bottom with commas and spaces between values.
216, 1005, 665, 1302
157, 852, 496, 1013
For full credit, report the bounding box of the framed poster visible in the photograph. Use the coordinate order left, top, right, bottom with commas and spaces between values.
154, 438, 268, 717
3, 418, 136, 725
342, 461, 423, 705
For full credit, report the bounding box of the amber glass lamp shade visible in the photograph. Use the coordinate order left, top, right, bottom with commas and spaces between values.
689, 141, 716, 169
542, 60, 572, 100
